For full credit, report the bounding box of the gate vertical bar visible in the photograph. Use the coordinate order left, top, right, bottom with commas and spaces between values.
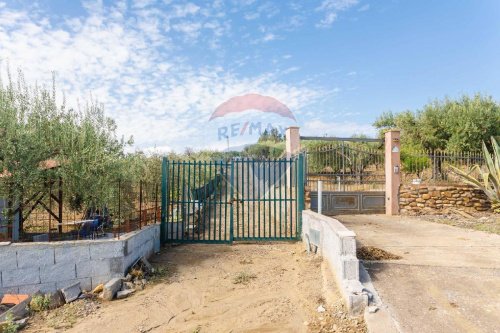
297, 153, 305, 238
229, 159, 235, 243
161, 157, 167, 244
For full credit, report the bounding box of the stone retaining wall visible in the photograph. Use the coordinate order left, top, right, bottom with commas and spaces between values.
0, 224, 160, 296
399, 185, 490, 214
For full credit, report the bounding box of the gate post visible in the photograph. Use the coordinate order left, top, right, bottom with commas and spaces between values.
285, 126, 301, 158
160, 157, 167, 244
384, 130, 401, 215
297, 153, 305, 237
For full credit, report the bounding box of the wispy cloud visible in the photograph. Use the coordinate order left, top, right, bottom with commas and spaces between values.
0, 1, 327, 151
316, 0, 359, 28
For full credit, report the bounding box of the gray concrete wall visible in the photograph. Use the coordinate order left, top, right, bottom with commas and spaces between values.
0, 224, 160, 296
302, 210, 368, 315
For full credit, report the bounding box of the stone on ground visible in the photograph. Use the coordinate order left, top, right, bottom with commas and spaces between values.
102, 278, 122, 301
61, 282, 82, 303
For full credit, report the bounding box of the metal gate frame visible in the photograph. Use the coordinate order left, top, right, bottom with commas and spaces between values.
160, 155, 305, 244
302, 136, 386, 215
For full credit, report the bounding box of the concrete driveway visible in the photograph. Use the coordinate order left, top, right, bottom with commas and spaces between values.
337, 214, 500, 333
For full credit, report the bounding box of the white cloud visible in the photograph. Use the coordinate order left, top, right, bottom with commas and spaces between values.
316, 0, 359, 28
0, 2, 325, 151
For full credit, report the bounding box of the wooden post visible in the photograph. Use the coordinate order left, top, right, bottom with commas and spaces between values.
385, 130, 401, 215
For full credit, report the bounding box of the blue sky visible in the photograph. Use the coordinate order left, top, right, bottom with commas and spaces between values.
1, 0, 499, 152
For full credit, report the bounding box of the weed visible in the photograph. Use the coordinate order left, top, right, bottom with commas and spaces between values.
239, 258, 253, 265
232, 272, 257, 285
2, 314, 19, 333
30, 294, 51, 312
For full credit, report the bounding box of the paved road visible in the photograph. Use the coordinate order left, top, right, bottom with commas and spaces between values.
337, 214, 500, 333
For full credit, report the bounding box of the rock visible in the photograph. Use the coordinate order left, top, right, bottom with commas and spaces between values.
116, 289, 135, 299
141, 279, 147, 286
0, 296, 31, 322
122, 282, 135, 290
61, 282, 82, 303
102, 278, 122, 301
48, 290, 65, 309
317, 305, 326, 313
122, 274, 132, 282
368, 306, 379, 313
92, 284, 104, 294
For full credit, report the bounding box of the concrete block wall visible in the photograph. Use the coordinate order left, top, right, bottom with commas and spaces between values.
302, 210, 368, 315
0, 224, 160, 296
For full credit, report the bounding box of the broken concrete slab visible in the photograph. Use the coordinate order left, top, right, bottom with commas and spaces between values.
116, 289, 134, 299
102, 278, 122, 301
0, 296, 31, 322
61, 282, 81, 303
48, 290, 65, 310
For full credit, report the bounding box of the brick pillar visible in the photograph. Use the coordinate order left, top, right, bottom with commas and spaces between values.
285, 126, 301, 158
385, 130, 401, 215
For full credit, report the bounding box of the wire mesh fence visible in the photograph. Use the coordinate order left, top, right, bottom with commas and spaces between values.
0, 180, 160, 242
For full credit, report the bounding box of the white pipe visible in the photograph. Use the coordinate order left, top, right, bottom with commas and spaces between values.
318, 180, 323, 215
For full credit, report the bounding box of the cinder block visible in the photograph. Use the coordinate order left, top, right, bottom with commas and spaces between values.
56, 278, 92, 292
340, 236, 356, 256
18, 282, 56, 294
54, 244, 90, 264
2, 267, 40, 287
341, 256, 360, 281
0, 286, 19, 296
89, 241, 125, 259
16, 245, 54, 268
0, 247, 18, 270
76, 258, 124, 278
40, 262, 76, 283
348, 293, 368, 316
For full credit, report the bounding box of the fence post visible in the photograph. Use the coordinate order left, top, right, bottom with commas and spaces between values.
384, 130, 401, 215
161, 157, 167, 244
317, 180, 323, 215
285, 126, 301, 158
297, 153, 305, 237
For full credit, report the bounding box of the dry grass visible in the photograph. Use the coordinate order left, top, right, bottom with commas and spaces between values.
232, 271, 257, 285
357, 246, 402, 261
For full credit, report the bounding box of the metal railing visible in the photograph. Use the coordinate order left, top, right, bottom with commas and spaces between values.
401, 150, 484, 185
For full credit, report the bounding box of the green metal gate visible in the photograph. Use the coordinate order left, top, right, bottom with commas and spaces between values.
160, 155, 305, 244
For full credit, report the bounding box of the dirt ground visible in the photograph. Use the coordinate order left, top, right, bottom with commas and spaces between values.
26, 242, 365, 333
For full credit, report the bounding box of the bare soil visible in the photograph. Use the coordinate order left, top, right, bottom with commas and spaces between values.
25, 242, 366, 333
356, 246, 402, 261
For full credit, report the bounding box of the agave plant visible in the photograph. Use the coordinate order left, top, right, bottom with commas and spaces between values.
450, 137, 500, 213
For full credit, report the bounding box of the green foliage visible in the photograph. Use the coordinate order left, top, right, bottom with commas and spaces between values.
400, 148, 430, 177
0, 69, 132, 212
2, 314, 19, 333
451, 137, 500, 213
374, 94, 500, 151
258, 128, 284, 143
29, 293, 51, 312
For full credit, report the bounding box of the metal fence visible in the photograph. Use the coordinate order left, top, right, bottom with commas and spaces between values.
305, 143, 385, 191
161, 157, 303, 243
401, 150, 484, 185
0, 180, 159, 242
